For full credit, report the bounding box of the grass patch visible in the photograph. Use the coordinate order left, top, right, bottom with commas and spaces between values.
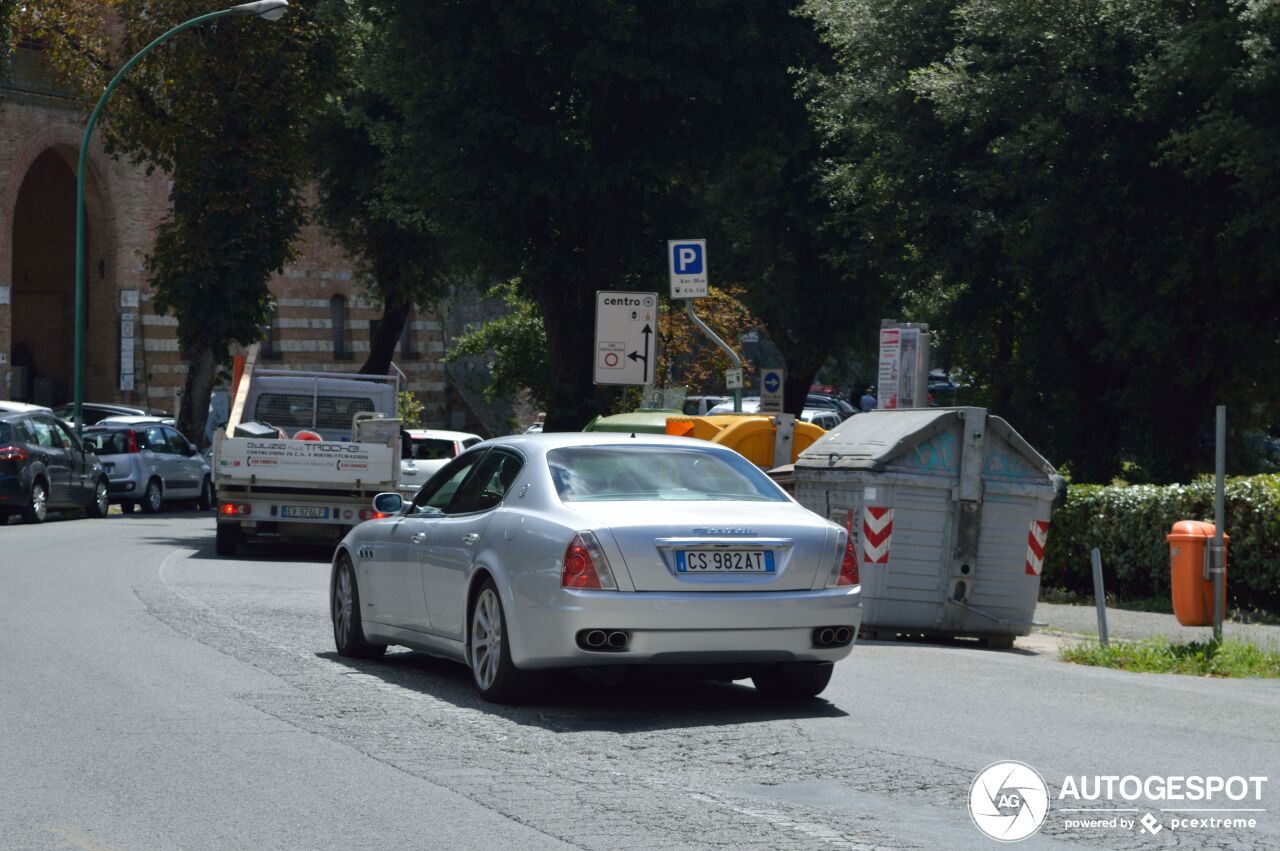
1061, 637, 1280, 678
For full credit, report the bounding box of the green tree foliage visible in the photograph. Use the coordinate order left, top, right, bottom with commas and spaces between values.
1, 3, 15, 58
21, 0, 341, 442
309, 2, 448, 376
368, 0, 868, 430
655, 285, 761, 398
445, 281, 764, 414
699, 8, 887, 413
444, 281, 550, 410
805, 0, 1280, 482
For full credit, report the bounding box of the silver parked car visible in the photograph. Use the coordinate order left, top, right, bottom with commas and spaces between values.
330, 433, 861, 703
82, 418, 213, 513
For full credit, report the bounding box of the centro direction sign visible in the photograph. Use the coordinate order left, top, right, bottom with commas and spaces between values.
594, 291, 658, 386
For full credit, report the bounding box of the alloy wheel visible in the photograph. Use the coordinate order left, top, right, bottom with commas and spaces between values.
95, 481, 108, 515
471, 589, 503, 692
31, 483, 47, 522
334, 564, 354, 649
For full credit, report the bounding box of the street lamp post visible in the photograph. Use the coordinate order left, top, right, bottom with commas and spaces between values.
72, 0, 288, 433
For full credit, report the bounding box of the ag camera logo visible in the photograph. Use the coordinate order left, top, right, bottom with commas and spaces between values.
969, 761, 1050, 842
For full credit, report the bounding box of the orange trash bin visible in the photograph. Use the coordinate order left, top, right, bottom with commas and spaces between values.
1166, 521, 1228, 627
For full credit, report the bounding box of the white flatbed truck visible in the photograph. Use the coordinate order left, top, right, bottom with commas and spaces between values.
212, 347, 402, 556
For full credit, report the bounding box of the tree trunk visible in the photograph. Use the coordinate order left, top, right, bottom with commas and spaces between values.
361, 298, 411, 375
537, 275, 602, 432
178, 341, 218, 448
767, 323, 829, 416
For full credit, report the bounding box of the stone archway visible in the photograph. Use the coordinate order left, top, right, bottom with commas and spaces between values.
9, 147, 112, 406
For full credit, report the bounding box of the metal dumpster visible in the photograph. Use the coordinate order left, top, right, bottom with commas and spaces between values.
793, 407, 1060, 646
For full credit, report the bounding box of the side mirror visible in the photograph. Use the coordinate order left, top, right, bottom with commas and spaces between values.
188, 442, 199, 456
373, 492, 403, 515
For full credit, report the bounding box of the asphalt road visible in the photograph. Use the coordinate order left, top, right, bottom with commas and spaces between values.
1, 510, 1277, 850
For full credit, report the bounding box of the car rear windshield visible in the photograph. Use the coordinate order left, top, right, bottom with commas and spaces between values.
547, 446, 787, 503
409, 438, 456, 460
0, 422, 10, 444
83, 430, 131, 454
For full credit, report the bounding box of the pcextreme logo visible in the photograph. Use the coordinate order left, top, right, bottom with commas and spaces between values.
968, 761, 1050, 842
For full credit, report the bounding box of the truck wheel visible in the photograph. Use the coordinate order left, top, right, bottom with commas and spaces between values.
332, 554, 386, 659
215, 522, 241, 556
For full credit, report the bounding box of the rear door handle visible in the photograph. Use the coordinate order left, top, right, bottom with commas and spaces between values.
411, 532, 426, 544
463, 532, 480, 545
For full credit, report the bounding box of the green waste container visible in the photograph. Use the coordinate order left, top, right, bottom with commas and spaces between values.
582, 409, 681, 434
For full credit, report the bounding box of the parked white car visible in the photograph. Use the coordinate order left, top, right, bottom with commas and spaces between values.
400, 429, 483, 491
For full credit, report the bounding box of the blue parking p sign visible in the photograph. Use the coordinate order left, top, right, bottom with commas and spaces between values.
673, 242, 703, 275
668, 239, 708, 298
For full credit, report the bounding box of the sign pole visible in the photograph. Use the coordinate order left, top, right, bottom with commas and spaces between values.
1212, 405, 1226, 643
685, 300, 742, 413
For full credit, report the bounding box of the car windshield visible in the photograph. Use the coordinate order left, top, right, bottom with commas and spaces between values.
83, 430, 130, 454
547, 446, 787, 503
409, 437, 456, 460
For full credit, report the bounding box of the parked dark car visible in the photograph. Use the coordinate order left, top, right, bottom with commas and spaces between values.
52, 402, 170, 427
805, 394, 856, 420
0, 408, 110, 523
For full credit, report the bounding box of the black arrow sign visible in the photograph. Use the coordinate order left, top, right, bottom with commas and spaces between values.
627, 323, 653, 383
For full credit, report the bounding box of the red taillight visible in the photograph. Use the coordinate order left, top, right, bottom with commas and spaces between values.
837, 531, 860, 586
0, 445, 27, 462
563, 536, 600, 588
828, 515, 860, 588
358, 509, 388, 521
220, 503, 251, 516
562, 532, 615, 589
125, 430, 140, 453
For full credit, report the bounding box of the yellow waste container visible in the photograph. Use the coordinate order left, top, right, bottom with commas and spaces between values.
1166, 521, 1228, 627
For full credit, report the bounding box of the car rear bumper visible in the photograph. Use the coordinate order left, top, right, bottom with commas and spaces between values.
505, 584, 861, 670
107, 477, 140, 496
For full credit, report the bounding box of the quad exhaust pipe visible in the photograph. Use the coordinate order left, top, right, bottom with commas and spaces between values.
577, 629, 630, 652
813, 625, 854, 647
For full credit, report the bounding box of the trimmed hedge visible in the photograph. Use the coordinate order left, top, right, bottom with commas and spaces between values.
1042, 475, 1280, 611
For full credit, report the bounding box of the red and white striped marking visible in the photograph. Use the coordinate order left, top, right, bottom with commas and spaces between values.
1025, 520, 1050, 576
862, 506, 893, 564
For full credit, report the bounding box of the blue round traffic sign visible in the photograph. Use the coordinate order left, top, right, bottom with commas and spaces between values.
763, 372, 781, 393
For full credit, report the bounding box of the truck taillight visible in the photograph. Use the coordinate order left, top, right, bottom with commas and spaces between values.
220, 503, 251, 516
0, 445, 26, 462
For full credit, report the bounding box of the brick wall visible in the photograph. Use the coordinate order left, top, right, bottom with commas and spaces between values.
1, 50, 469, 431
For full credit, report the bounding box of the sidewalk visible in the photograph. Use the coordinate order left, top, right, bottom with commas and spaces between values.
1034, 602, 1280, 648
